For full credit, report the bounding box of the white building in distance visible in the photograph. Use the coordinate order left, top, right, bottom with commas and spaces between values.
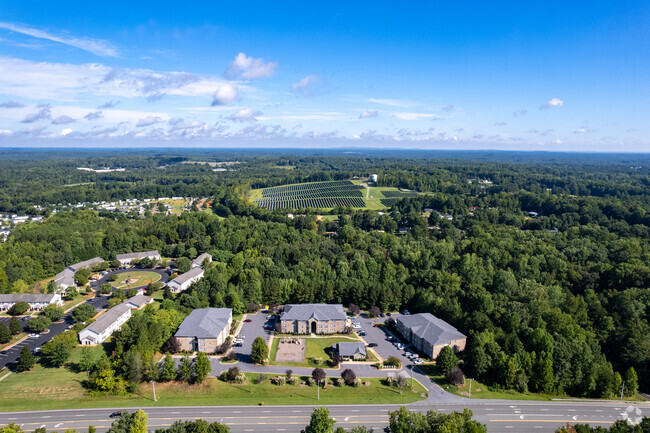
116, 250, 161, 265
168, 267, 204, 293
0, 293, 63, 311
370, 174, 378, 183
78, 303, 130, 345
192, 253, 212, 269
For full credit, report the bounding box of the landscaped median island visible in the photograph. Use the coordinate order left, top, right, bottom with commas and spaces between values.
109, 271, 161, 290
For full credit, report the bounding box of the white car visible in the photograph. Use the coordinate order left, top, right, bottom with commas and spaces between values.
414, 358, 423, 365
28, 333, 39, 338
234, 338, 244, 344
352, 324, 361, 329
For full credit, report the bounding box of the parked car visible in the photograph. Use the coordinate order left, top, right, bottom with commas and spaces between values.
33, 347, 41, 353
28, 333, 39, 338
403, 310, 410, 315
380, 313, 385, 317
353, 324, 361, 329
414, 359, 424, 365
244, 319, 252, 322
386, 312, 392, 317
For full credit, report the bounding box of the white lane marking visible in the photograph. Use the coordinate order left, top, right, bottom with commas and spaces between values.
541, 409, 549, 411
171, 412, 180, 414
485, 408, 493, 411
42, 416, 51, 419
75, 415, 85, 417
595, 410, 603, 412
202, 412, 211, 414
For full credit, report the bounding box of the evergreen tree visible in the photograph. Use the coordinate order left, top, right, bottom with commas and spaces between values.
178, 356, 192, 382
160, 353, 176, 381
9, 317, 22, 335
251, 337, 268, 365
436, 346, 458, 374
16, 346, 36, 372
0, 323, 11, 344
194, 352, 212, 383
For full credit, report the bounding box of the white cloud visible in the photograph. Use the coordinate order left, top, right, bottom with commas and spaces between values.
227, 107, 261, 122
574, 126, 592, 134
136, 116, 161, 127
392, 112, 440, 121
541, 98, 564, 109
224, 52, 277, 79
513, 109, 528, 117
211, 84, 239, 106
291, 74, 320, 96
60, 128, 73, 136
98, 100, 119, 109
359, 110, 378, 119
51, 115, 75, 125
0, 21, 118, 57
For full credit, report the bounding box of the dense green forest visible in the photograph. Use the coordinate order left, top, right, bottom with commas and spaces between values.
0, 150, 648, 398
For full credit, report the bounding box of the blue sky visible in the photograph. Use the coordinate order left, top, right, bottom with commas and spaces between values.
0, 1, 648, 150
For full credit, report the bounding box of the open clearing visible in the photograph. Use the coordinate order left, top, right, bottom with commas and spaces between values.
248, 180, 421, 211
111, 271, 161, 289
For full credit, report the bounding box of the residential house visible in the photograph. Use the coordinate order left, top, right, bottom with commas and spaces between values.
396, 313, 466, 359
168, 267, 204, 293
0, 293, 63, 311
280, 304, 347, 334
174, 308, 232, 352
192, 253, 212, 268
116, 250, 161, 265
332, 342, 367, 361
78, 303, 131, 345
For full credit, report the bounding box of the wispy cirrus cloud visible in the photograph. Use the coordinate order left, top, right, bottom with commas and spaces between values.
84, 110, 103, 121
366, 98, 412, 107
51, 115, 75, 125
224, 52, 277, 79
136, 116, 161, 127
513, 109, 528, 117
228, 107, 262, 122
393, 112, 440, 121
0, 21, 119, 57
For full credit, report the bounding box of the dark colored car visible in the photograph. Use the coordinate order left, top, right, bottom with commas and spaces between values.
386, 312, 392, 317
244, 319, 252, 322
109, 411, 123, 418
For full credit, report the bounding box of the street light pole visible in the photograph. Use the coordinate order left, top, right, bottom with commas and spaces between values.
621, 380, 625, 400
469, 378, 472, 398
152, 380, 157, 402
410, 365, 413, 388
317, 379, 320, 401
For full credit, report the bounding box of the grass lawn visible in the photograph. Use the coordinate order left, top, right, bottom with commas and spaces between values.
417, 365, 554, 401
63, 293, 92, 311
111, 271, 161, 289
0, 358, 426, 411
270, 336, 363, 368
158, 199, 189, 214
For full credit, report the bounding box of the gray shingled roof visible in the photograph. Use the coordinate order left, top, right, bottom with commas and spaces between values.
116, 250, 160, 261
83, 303, 131, 335
125, 294, 153, 308
174, 308, 232, 339
172, 267, 203, 285
193, 253, 212, 267
397, 313, 466, 346
0, 294, 58, 303
54, 268, 75, 287
69, 257, 104, 272
334, 342, 366, 357
281, 304, 346, 321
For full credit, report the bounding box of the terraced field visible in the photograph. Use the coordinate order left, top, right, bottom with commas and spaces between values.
254, 180, 366, 210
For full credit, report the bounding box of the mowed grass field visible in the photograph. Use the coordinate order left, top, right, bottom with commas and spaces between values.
111, 271, 161, 289
0, 344, 426, 411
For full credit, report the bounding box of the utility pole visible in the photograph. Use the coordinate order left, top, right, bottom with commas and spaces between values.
152, 380, 157, 402
469, 378, 472, 398
410, 365, 413, 388
317, 379, 320, 401
621, 380, 625, 400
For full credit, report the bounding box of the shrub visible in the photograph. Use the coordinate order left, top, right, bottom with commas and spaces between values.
313, 357, 323, 366
256, 374, 267, 384
341, 368, 357, 386
446, 366, 465, 386
334, 378, 344, 387
224, 351, 237, 362
270, 376, 286, 385
352, 378, 362, 387
287, 376, 298, 385
369, 306, 381, 318
306, 377, 315, 386
385, 356, 402, 368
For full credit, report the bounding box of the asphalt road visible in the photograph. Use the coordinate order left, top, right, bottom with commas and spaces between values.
0, 295, 108, 369
0, 400, 646, 433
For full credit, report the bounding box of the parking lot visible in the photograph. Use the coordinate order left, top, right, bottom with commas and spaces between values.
230, 311, 274, 363
353, 312, 422, 367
